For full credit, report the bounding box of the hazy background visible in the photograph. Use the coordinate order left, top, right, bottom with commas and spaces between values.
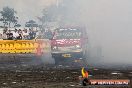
0, 0, 132, 66
0, 0, 57, 25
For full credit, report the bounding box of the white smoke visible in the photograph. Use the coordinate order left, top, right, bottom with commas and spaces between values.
59, 0, 132, 65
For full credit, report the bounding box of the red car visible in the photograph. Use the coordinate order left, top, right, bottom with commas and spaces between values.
51, 27, 88, 65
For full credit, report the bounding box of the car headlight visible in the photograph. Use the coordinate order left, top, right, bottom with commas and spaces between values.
52, 46, 57, 50
76, 45, 81, 48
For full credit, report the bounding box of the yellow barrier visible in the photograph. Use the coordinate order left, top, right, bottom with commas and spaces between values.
0, 39, 51, 54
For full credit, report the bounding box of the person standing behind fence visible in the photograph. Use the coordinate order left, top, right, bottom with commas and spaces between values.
2, 30, 7, 40
17, 29, 23, 40
29, 29, 36, 40
7, 30, 13, 40
13, 29, 19, 39
23, 29, 29, 40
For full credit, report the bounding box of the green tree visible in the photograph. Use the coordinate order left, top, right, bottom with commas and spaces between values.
37, 5, 58, 29
25, 20, 38, 28
14, 24, 21, 28
0, 7, 18, 28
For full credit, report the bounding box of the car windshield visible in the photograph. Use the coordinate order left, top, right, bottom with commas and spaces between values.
54, 29, 82, 39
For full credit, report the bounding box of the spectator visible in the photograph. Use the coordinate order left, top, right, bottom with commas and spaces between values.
2, 30, 7, 40
7, 30, 13, 40
29, 29, 36, 40
17, 34, 22, 40
35, 30, 41, 39
23, 29, 29, 40
17, 29, 23, 39
13, 29, 19, 39
18, 29, 23, 35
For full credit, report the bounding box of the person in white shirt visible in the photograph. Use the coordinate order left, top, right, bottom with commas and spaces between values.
13, 29, 19, 39
23, 29, 29, 40
2, 30, 7, 40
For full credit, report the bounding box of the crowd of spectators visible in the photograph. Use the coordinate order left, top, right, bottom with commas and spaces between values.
0, 28, 37, 40
0, 28, 53, 40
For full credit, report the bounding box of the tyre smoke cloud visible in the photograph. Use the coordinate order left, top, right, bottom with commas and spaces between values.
59, 0, 132, 66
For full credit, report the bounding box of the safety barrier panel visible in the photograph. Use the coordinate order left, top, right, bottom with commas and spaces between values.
0, 39, 51, 54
